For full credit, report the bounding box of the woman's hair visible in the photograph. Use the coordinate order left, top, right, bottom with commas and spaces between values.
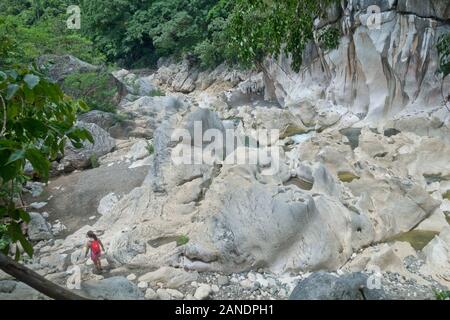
87, 231, 98, 241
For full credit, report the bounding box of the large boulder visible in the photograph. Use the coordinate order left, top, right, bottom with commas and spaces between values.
78, 276, 144, 300
112, 69, 156, 97
36, 54, 99, 83
114, 95, 188, 139
61, 121, 116, 172
421, 227, 450, 287
289, 272, 386, 300
153, 59, 251, 93
138, 267, 198, 289
179, 163, 373, 273
78, 110, 116, 132
147, 107, 225, 193
0, 281, 48, 300
28, 212, 52, 241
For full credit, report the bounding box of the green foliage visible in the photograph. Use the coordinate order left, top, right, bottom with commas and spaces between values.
176, 235, 189, 246
146, 142, 155, 156
89, 154, 99, 168
0, 65, 92, 259
226, 0, 340, 71
437, 33, 450, 79
81, 0, 228, 68
435, 290, 450, 300
150, 88, 166, 97
81, 0, 154, 67
113, 112, 130, 124
0, 6, 105, 67
194, 0, 237, 68
63, 71, 118, 113
317, 27, 341, 51
3, 0, 342, 72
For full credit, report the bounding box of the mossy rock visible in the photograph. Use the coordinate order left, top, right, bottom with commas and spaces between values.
443, 190, 450, 200
338, 172, 360, 183
176, 235, 189, 246
387, 230, 439, 251
281, 124, 308, 139
63, 70, 120, 113
284, 177, 314, 191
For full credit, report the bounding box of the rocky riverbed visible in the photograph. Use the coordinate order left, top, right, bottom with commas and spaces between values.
2, 0, 450, 300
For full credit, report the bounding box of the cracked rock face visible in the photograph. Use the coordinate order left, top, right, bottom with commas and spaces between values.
263, 0, 450, 123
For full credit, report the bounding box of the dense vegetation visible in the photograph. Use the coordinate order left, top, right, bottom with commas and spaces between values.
438, 33, 450, 78
0, 3, 92, 259
62, 71, 118, 113
80, 0, 341, 70
0, 0, 341, 71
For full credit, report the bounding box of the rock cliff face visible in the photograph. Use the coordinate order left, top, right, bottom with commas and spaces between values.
263, 0, 450, 123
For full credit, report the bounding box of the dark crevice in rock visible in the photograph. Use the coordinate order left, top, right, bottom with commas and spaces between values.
384, 128, 401, 137
284, 177, 314, 191
340, 128, 362, 150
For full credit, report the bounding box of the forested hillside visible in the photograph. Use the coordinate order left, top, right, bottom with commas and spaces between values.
0, 0, 343, 69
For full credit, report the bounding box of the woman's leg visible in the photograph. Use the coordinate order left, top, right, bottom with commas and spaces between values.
92, 256, 100, 273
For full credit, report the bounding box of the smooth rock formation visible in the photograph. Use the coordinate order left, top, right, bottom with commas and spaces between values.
61, 122, 116, 172
28, 212, 53, 241
289, 272, 386, 300
262, 1, 450, 125
78, 276, 144, 300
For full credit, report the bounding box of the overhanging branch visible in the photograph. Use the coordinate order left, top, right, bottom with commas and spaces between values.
0, 252, 88, 300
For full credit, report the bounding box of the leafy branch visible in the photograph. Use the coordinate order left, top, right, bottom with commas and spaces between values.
437, 33, 450, 102
0, 65, 92, 260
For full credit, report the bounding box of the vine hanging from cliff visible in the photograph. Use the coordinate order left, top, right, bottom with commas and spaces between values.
437, 33, 450, 101
438, 33, 450, 77
226, 0, 340, 72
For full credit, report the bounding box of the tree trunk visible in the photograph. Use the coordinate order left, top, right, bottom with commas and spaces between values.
0, 252, 88, 300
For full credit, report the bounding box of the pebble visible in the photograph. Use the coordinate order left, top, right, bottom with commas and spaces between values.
267, 278, 277, 288
217, 275, 229, 286
166, 289, 184, 300
145, 288, 157, 300
127, 274, 137, 281
138, 281, 148, 289
240, 279, 253, 289
157, 288, 171, 300
211, 285, 220, 293
247, 272, 256, 282
194, 284, 213, 300
255, 274, 269, 288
